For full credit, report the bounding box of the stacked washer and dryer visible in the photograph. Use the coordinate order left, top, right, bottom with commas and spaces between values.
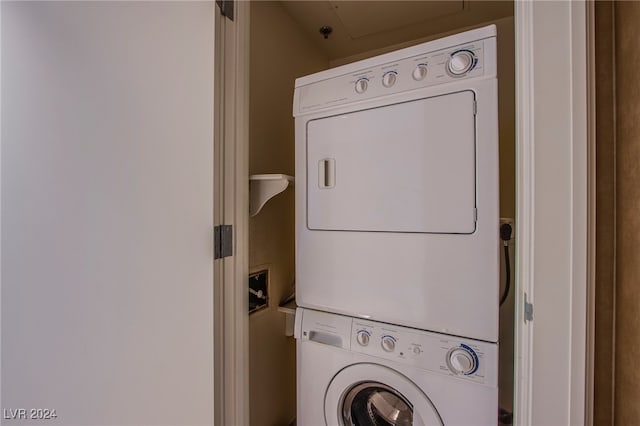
293, 25, 500, 425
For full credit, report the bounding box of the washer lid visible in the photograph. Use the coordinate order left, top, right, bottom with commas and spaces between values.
325, 363, 443, 426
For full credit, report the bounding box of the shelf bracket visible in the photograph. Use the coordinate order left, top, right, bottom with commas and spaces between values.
249, 174, 294, 217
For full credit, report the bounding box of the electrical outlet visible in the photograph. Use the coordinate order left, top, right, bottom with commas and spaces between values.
500, 217, 515, 242
500, 217, 514, 227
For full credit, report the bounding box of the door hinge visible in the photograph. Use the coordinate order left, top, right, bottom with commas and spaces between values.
524, 293, 533, 322
214, 225, 233, 259
216, 0, 234, 21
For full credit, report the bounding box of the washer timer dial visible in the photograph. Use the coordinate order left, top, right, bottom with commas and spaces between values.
446, 344, 479, 375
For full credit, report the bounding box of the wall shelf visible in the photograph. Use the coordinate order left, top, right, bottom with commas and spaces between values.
277, 298, 297, 337
249, 174, 294, 217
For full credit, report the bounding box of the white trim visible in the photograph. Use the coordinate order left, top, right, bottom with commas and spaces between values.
513, 1, 534, 423
217, 3, 250, 425
213, 5, 223, 424
570, 3, 588, 424
514, 2, 588, 424
0, 1, 4, 414
233, 4, 251, 424
585, 2, 597, 425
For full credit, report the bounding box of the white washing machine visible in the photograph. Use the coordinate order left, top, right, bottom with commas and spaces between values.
293, 25, 499, 342
295, 308, 498, 425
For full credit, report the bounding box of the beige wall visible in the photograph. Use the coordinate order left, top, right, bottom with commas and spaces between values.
594, 2, 640, 425
614, 2, 640, 424
249, 3, 328, 426
594, 2, 615, 425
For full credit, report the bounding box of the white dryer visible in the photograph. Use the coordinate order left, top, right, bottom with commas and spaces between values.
295, 308, 498, 425
293, 25, 499, 342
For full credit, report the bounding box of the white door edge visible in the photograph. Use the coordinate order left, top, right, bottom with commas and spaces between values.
513, 1, 535, 423
514, 1, 588, 425
216, 2, 251, 425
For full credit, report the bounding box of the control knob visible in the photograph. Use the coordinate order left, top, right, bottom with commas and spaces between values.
356, 330, 371, 347
446, 347, 476, 375
381, 336, 396, 352
412, 64, 428, 81
447, 50, 476, 76
382, 71, 397, 88
355, 78, 369, 94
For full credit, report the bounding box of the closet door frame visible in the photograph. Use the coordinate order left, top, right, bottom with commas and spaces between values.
513, 1, 589, 425
216, 2, 250, 425
225, 2, 591, 425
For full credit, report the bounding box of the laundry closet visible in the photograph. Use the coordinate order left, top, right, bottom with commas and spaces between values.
247, 2, 515, 425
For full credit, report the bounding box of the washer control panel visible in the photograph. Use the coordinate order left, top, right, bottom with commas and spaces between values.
296, 38, 492, 114
350, 318, 497, 386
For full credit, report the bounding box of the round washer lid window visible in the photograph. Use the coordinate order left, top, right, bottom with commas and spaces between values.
325, 363, 443, 426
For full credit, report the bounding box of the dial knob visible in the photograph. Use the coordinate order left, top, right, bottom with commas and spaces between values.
356, 330, 370, 346
382, 71, 397, 88
381, 336, 396, 352
355, 78, 369, 94
412, 64, 428, 81
447, 348, 476, 375
447, 50, 475, 76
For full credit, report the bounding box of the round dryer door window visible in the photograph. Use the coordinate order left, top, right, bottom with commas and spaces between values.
325, 363, 443, 426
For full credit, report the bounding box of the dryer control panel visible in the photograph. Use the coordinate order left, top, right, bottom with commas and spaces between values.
350, 318, 498, 387
294, 35, 496, 115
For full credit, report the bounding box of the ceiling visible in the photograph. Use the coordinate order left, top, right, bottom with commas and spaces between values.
279, 1, 513, 62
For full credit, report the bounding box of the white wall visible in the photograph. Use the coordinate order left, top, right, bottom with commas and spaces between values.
1, 3, 215, 425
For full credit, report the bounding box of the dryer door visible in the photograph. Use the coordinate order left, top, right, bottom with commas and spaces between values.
325, 363, 443, 426
306, 90, 476, 234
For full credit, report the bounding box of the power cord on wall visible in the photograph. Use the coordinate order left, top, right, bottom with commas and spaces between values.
499, 223, 513, 307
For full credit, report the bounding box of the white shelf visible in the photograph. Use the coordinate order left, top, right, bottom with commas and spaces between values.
277, 299, 297, 337
249, 174, 294, 217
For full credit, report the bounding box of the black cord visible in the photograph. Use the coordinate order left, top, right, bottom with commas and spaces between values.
499, 223, 512, 307
499, 244, 510, 306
